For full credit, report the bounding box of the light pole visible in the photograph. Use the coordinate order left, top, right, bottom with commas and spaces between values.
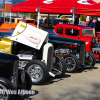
3, 0, 5, 17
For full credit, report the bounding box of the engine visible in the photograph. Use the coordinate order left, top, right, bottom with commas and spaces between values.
53, 42, 77, 57
91, 37, 99, 49
91, 37, 100, 55
12, 41, 44, 60
55, 48, 70, 57
92, 42, 100, 55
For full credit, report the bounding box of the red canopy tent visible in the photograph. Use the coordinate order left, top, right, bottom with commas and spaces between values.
11, 0, 75, 14
11, 0, 100, 27
11, 0, 100, 16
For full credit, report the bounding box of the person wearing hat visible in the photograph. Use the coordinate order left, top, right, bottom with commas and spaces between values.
89, 17, 97, 37
21, 16, 27, 23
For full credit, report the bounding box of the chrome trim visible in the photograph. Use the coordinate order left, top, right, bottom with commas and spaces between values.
10, 76, 16, 88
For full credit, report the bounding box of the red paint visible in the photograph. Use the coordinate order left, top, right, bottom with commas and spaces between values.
30, 36, 37, 40
54, 24, 99, 59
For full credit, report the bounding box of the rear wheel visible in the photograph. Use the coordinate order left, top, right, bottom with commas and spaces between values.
24, 60, 48, 85
84, 52, 96, 68
53, 56, 66, 78
64, 54, 79, 73
0, 77, 15, 100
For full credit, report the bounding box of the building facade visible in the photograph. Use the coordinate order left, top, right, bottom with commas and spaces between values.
0, 2, 12, 12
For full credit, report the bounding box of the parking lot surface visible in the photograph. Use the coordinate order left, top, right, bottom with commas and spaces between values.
16, 62, 100, 100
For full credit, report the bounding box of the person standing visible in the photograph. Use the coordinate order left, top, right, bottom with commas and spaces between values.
89, 17, 97, 37
78, 20, 86, 26
21, 16, 27, 23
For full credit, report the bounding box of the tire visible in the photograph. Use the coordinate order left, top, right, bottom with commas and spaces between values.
24, 60, 48, 85
84, 52, 96, 68
0, 77, 15, 100
18, 69, 32, 90
53, 55, 66, 78
63, 54, 79, 73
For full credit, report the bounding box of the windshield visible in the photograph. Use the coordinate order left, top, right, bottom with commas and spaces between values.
43, 29, 57, 35
0, 29, 13, 37
82, 29, 93, 36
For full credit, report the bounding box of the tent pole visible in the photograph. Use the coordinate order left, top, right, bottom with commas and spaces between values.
9, 6, 11, 25
47, 14, 49, 28
73, 7, 76, 24
37, 6, 40, 28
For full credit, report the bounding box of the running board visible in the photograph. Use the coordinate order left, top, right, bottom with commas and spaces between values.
49, 68, 62, 77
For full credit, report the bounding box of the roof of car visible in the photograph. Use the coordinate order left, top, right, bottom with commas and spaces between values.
55, 24, 92, 29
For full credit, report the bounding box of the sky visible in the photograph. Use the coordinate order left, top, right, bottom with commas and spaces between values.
0, 0, 11, 4
0, 0, 27, 4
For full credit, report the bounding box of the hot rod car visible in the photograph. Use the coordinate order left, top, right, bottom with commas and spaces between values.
0, 53, 32, 100
54, 24, 97, 60
43, 29, 96, 73
0, 21, 66, 84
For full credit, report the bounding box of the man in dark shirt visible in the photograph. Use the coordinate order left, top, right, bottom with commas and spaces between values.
89, 17, 97, 37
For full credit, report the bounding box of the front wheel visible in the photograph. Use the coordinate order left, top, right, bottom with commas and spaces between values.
63, 54, 79, 73
84, 52, 96, 68
53, 56, 66, 78
24, 60, 48, 85
0, 77, 15, 100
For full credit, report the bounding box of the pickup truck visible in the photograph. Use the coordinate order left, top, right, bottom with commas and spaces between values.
54, 24, 100, 60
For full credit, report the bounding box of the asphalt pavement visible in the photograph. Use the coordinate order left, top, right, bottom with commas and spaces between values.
16, 62, 100, 100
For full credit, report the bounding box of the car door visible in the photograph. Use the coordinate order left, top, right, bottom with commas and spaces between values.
65, 28, 79, 40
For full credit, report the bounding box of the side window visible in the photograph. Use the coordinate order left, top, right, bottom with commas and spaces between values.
57, 28, 63, 35
66, 29, 79, 36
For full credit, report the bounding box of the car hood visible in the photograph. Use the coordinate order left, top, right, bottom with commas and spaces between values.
49, 35, 85, 45
81, 35, 94, 42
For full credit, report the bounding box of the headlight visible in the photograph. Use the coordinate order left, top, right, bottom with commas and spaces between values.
86, 52, 89, 58
76, 53, 79, 59
66, 49, 70, 54
55, 50, 59, 53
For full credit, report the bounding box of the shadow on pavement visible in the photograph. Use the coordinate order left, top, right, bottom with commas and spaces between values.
42, 73, 71, 85
96, 60, 100, 63
74, 66, 98, 73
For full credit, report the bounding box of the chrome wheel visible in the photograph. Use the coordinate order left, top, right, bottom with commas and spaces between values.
27, 64, 43, 83
0, 84, 9, 100
19, 61, 29, 69
85, 54, 93, 67
65, 57, 76, 71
